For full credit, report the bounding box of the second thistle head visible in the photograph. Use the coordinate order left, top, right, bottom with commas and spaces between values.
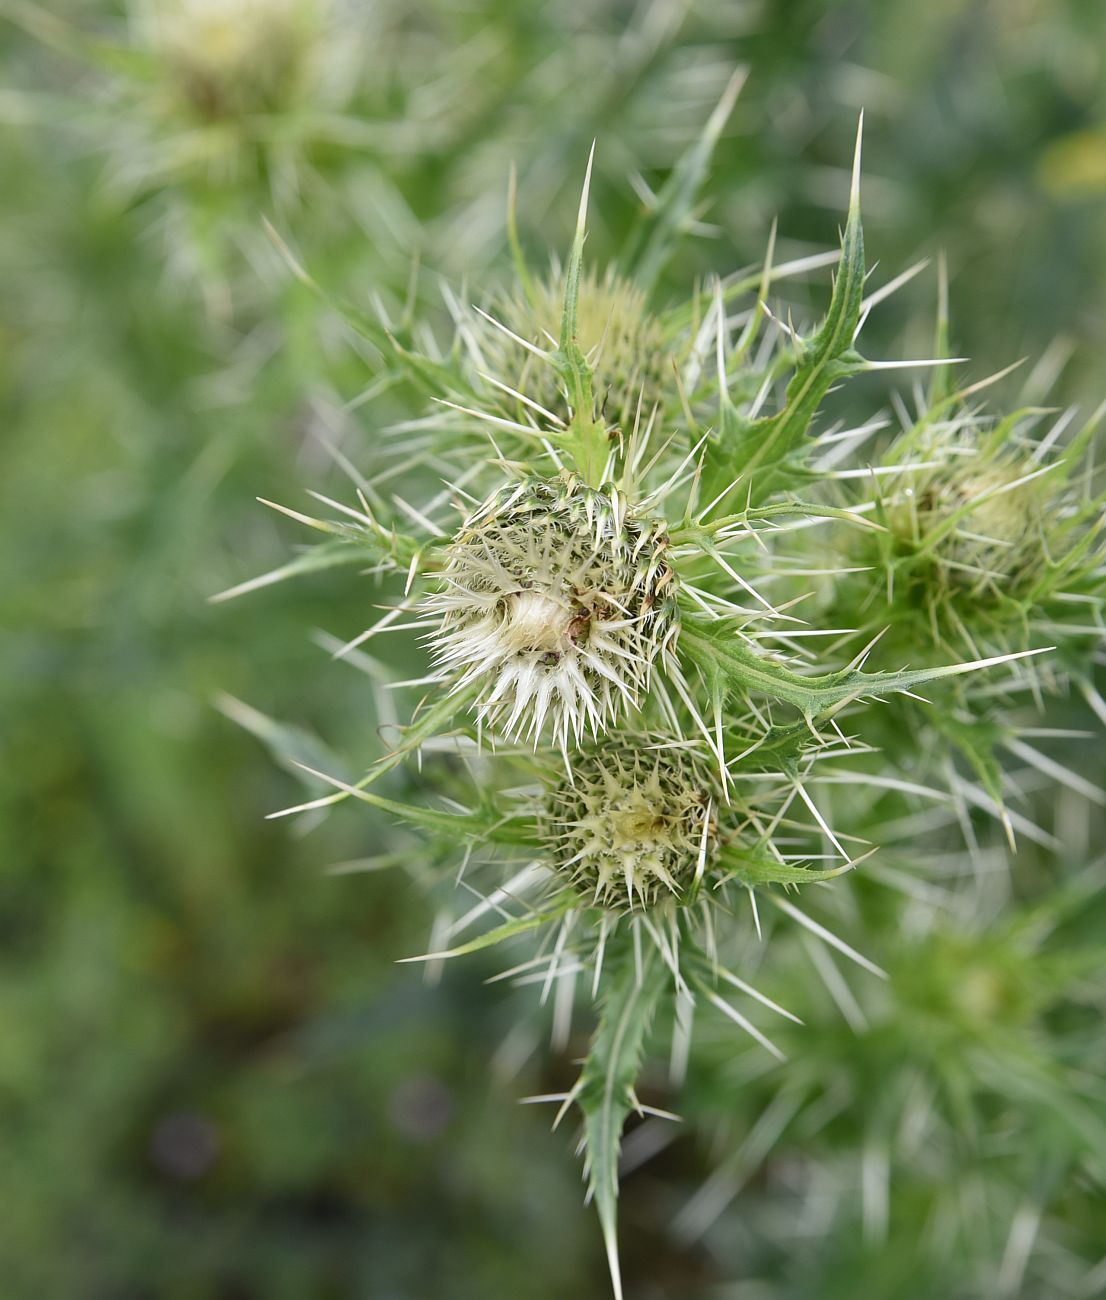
541, 739, 718, 911
426, 475, 680, 747
891, 456, 1054, 601
481, 266, 673, 430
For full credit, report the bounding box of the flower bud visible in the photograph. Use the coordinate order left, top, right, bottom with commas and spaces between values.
486, 268, 672, 428
541, 740, 718, 912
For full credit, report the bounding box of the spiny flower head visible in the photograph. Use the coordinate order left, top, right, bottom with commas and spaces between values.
813, 388, 1106, 688
887, 453, 1056, 603
483, 266, 674, 429
426, 474, 680, 747
542, 740, 718, 911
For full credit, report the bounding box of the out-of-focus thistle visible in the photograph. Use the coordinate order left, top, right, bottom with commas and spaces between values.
152, 0, 323, 125
6, 0, 435, 313
803, 307, 1106, 818
679, 864, 1106, 1298
839, 388, 1106, 670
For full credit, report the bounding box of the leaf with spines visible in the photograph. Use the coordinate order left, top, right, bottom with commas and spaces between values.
215, 694, 351, 787
718, 846, 858, 887
679, 617, 1053, 729
700, 116, 867, 512
928, 709, 1009, 808
264, 218, 477, 403
217, 693, 529, 842
620, 68, 747, 294
264, 680, 484, 822
289, 759, 542, 847
209, 537, 389, 605
576, 942, 666, 1300
210, 496, 427, 604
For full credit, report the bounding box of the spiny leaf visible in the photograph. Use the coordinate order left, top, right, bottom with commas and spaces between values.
700, 116, 867, 512
215, 694, 350, 786
267, 681, 483, 821
577, 942, 666, 1300
357, 680, 485, 790
621, 67, 746, 294
209, 538, 386, 604
289, 760, 541, 846
551, 144, 608, 487
930, 709, 1008, 807
717, 846, 856, 887
210, 492, 428, 603
218, 698, 536, 844
505, 161, 538, 307
264, 218, 473, 401
672, 498, 882, 544
679, 618, 1053, 724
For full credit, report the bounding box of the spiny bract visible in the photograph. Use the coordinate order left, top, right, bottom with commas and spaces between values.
426, 475, 680, 746
542, 741, 718, 911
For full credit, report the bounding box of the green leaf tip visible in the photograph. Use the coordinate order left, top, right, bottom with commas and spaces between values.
552, 142, 610, 486
559, 139, 596, 357
850, 109, 864, 219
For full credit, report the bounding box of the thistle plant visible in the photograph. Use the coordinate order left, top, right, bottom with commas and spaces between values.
678, 856, 1106, 1296
216, 104, 1102, 1296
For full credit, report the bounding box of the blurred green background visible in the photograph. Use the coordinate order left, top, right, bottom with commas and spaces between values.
2, 2, 1105, 1297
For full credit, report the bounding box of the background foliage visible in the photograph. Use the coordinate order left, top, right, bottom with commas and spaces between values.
3, 1, 1105, 1296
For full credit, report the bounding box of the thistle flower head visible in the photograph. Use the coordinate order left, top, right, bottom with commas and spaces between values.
427, 475, 680, 746
155, 0, 324, 124
890, 454, 1054, 600
542, 741, 718, 912
486, 267, 672, 428
812, 388, 1106, 692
